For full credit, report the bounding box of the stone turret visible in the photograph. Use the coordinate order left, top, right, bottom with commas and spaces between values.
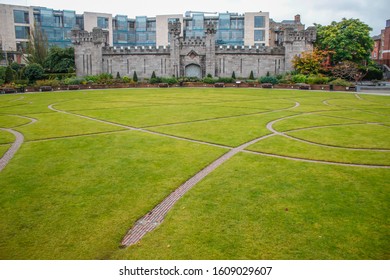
205, 21, 217, 76
71, 27, 108, 76
282, 26, 316, 71
169, 21, 181, 77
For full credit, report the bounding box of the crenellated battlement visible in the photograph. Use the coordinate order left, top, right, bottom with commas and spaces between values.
71, 27, 108, 45
182, 37, 206, 46
283, 26, 316, 43
216, 45, 285, 55
102, 45, 171, 55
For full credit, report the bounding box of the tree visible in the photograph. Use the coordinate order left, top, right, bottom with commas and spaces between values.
231, 71, 236, 79
26, 23, 49, 66
315, 18, 374, 65
133, 71, 138, 82
151, 71, 156, 79
44, 46, 75, 73
292, 49, 332, 74
4, 66, 15, 83
249, 70, 255, 80
331, 61, 367, 82
24, 63, 44, 83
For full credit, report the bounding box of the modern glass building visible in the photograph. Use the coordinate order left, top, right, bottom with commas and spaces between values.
1, 3, 303, 63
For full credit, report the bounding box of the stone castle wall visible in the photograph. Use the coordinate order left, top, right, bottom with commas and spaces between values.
72, 23, 316, 79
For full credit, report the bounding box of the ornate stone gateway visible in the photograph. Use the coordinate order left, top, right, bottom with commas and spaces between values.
185, 64, 202, 78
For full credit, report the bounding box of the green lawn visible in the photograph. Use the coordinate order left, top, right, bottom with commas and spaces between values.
0, 88, 389, 260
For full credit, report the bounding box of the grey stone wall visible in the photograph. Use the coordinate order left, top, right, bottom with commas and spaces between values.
72, 24, 316, 79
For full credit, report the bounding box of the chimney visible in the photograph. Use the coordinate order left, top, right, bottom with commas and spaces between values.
295, 14, 301, 23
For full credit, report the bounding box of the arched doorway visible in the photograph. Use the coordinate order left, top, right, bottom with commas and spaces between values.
185, 64, 202, 79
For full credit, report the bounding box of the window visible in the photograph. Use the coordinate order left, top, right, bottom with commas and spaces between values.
254, 16, 265, 28
97, 17, 109, 29
136, 17, 147, 31
192, 14, 204, 30
63, 11, 76, 28
14, 10, 29, 24
54, 15, 62, 27
16, 41, 29, 52
254, 30, 265, 41
146, 20, 156, 31
219, 14, 230, 30
15, 26, 30, 39
115, 15, 128, 31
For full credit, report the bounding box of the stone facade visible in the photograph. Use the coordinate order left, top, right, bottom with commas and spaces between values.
72, 21, 316, 79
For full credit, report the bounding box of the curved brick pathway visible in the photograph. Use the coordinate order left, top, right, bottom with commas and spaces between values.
120, 134, 274, 247
0, 128, 24, 172
48, 100, 390, 247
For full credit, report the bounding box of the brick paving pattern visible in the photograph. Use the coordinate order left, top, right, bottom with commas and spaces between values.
0, 128, 24, 172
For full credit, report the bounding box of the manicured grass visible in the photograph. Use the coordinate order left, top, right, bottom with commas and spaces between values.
0, 115, 32, 128
149, 111, 297, 146
273, 113, 364, 132
71, 104, 265, 128
0, 88, 389, 260
0, 131, 226, 259
247, 135, 390, 165
0, 144, 11, 157
287, 123, 390, 149
16, 112, 125, 141
0, 130, 15, 144
113, 154, 389, 260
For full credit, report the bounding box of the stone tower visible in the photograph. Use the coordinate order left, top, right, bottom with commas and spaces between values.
205, 21, 217, 76
71, 26, 108, 76
168, 20, 181, 77
282, 26, 316, 72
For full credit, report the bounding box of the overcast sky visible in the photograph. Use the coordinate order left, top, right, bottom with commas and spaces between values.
1, 0, 388, 35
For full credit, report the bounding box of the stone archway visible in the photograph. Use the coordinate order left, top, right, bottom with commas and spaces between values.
185, 64, 202, 79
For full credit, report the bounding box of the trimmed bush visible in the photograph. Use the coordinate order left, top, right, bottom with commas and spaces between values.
202, 77, 217, 84
329, 78, 353, 87
122, 76, 132, 83
35, 79, 61, 87
161, 77, 178, 85
63, 77, 85, 85
291, 74, 307, 84
259, 76, 278, 85
133, 71, 138, 82
217, 77, 234, 83
5, 66, 15, 83
24, 63, 44, 83
306, 75, 329, 85
249, 70, 255, 80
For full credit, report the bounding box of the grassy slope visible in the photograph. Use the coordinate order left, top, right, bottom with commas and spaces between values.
114, 154, 389, 260
0, 131, 226, 259
0, 88, 389, 260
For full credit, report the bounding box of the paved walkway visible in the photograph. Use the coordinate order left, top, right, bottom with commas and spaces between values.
120, 134, 274, 247
0, 128, 24, 172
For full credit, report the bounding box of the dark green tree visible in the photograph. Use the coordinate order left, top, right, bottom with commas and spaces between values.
133, 71, 138, 82
5, 66, 15, 83
26, 23, 49, 66
151, 71, 156, 79
315, 18, 374, 65
231, 71, 236, 79
44, 46, 75, 73
249, 70, 255, 80
24, 63, 44, 83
